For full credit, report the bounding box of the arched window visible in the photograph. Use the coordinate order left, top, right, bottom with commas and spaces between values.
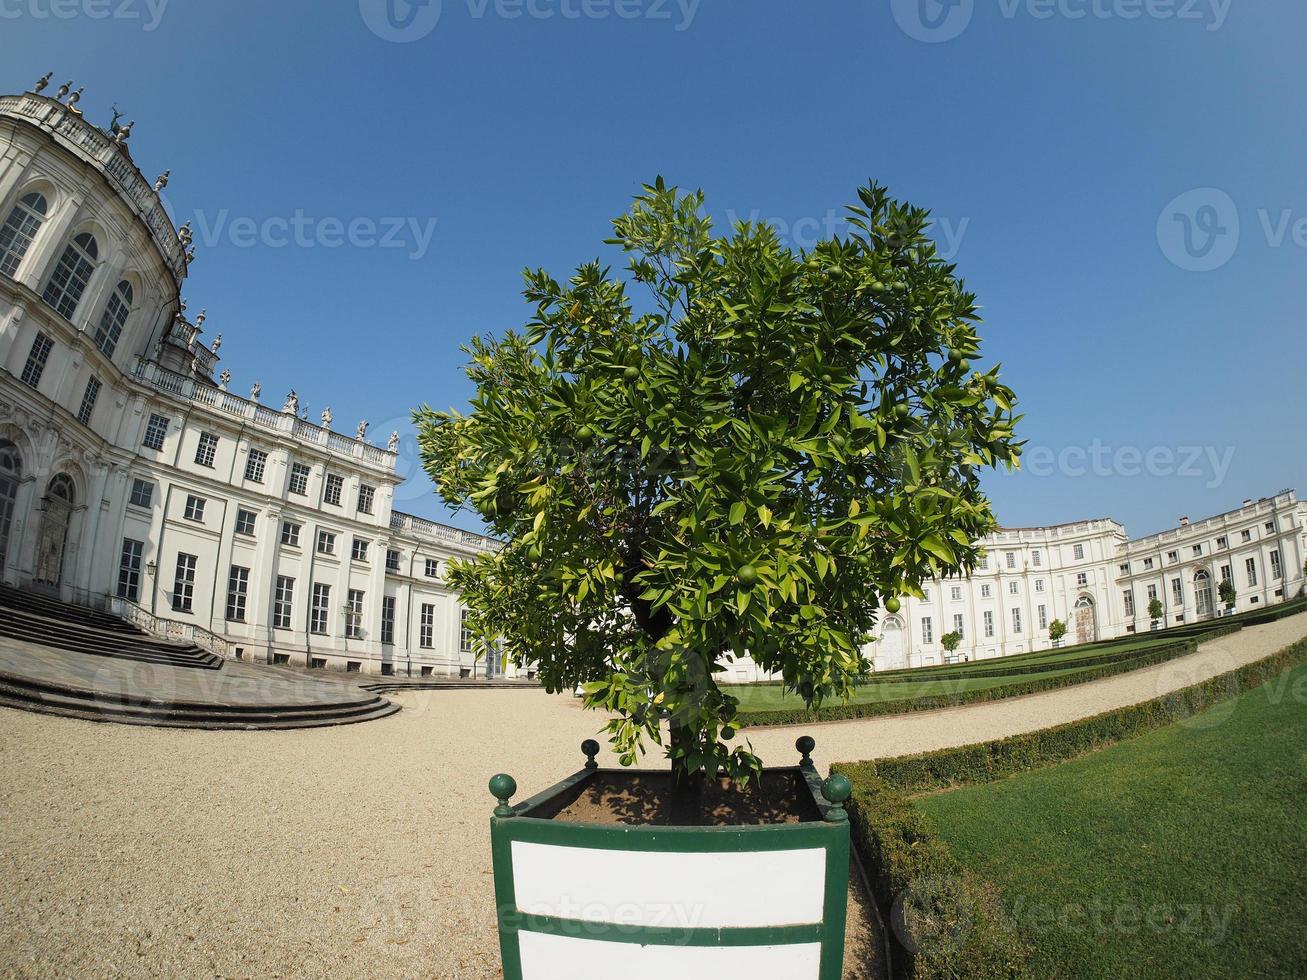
0, 192, 49, 279
93, 280, 134, 357
41, 232, 99, 320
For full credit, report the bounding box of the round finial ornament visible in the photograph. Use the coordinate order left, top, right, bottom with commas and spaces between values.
581, 739, 600, 769
821, 773, 852, 821
795, 735, 816, 765
489, 773, 517, 817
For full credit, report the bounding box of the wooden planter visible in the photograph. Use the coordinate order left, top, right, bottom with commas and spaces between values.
488, 736, 851, 979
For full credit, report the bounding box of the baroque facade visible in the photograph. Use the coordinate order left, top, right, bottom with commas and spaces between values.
1, 81, 1304, 681
0, 83, 503, 678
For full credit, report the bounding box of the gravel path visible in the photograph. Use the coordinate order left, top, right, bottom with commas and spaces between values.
1, 612, 1303, 978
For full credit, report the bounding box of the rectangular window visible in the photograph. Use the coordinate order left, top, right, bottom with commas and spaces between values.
952, 613, 964, 638
1265, 521, 1275, 533
420, 603, 435, 648
1005, 552, 1016, 570
1217, 535, 1228, 549
273, 576, 294, 630
20, 332, 53, 388
922, 588, 932, 603
980, 584, 991, 598
117, 538, 143, 601
345, 589, 365, 639
921, 616, 933, 645
194, 431, 219, 468
1076, 572, 1087, 587
1038, 604, 1048, 630
1011, 608, 1022, 634
1032, 550, 1042, 567
184, 494, 206, 522
1270, 550, 1282, 580
234, 508, 257, 536
310, 583, 331, 634
172, 553, 197, 612
977, 555, 989, 570
1143, 557, 1154, 570
950, 586, 962, 601
323, 473, 343, 507
357, 484, 375, 515
425, 558, 440, 578
1220, 564, 1231, 582
244, 448, 267, 483
1073, 543, 1085, 561
129, 478, 154, 508
317, 529, 336, 555
381, 596, 396, 645
281, 521, 301, 547
460, 609, 474, 653
1167, 550, 1178, 564
226, 565, 250, 621
1246, 557, 1258, 587
1147, 584, 1158, 601
983, 610, 994, 638
288, 462, 310, 496
1123, 590, 1135, 616
143, 413, 170, 450
1192, 545, 1203, 557
351, 538, 369, 562
1119, 563, 1130, 575
1008, 581, 1019, 595
386, 549, 401, 573
77, 376, 101, 425
1241, 529, 1251, 542
1035, 578, 1045, 593
1171, 577, 1183, 605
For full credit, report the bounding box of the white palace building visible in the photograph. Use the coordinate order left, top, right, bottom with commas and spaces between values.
0, 80, 1304, 679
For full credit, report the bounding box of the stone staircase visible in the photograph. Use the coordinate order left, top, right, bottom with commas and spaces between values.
0, 585, 221, 670
0, 587, 400, 730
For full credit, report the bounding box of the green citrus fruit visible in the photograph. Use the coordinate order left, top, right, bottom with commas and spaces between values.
884, 596, 901, 614
737, 564, 758, 586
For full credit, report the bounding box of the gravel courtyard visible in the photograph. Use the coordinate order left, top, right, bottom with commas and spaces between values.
2, 611, 1304, 978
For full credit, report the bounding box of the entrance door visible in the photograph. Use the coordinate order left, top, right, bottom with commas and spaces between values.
1073, 595, 1097, 644
0, 442, 19, 575
1194, 570, 1214, 618
33, 474, 74, 589
878, 616, 906, 671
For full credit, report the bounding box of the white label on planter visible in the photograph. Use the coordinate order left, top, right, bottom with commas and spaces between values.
518, 929, 822, 979
511, 841, 826, 928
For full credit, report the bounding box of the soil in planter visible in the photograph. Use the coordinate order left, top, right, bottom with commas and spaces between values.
538, 769, 822, 826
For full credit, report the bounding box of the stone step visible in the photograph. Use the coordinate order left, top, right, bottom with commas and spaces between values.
0, 608, 221, 670
0, 585, 141, 634
0, 674, 400, 730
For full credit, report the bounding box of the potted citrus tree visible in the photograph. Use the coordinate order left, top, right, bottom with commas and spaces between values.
1219, 578, 1237, 615
1149, 597, 1165, 630
1048, 618, 1067, 648
941, 629, 963, 663
416, 178, 1021, 978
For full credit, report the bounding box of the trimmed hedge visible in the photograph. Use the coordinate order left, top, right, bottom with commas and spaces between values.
855, 633, 1307, 794
740, 630, 1234, 726
831, 631, 1307, 979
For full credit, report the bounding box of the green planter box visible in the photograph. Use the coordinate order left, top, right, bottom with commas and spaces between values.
488, 738, 851, 979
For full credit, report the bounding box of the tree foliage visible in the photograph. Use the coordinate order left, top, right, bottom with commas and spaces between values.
1048, 619, 1068, 643
941, 630, 963, 654
415, 178, 1022, 780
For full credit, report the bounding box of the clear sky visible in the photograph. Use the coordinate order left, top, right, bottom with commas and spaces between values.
5, 0, 1304, 537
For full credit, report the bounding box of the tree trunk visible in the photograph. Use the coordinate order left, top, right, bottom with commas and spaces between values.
668, 723, 705, 824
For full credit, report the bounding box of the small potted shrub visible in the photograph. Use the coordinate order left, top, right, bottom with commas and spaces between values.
416, 178, 1021, 976
1219, 578, 1237, 615
1148, 597, 1165, 630
1048, 618, 1067, 648
940, 629, 962, 662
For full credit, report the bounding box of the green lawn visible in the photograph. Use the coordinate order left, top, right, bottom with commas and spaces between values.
915, 660, 1307, 978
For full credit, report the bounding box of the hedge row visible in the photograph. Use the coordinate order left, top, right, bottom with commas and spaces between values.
831, 630, 1307, 980
855, 632, 1307, 794
740, 629, 1233, 726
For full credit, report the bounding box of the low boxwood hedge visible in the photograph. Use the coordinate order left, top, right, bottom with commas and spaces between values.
741, 629, 1235, 726
831, 631, 1307, 979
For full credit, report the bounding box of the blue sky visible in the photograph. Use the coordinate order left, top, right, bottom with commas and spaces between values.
5, 0, 1304, 537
